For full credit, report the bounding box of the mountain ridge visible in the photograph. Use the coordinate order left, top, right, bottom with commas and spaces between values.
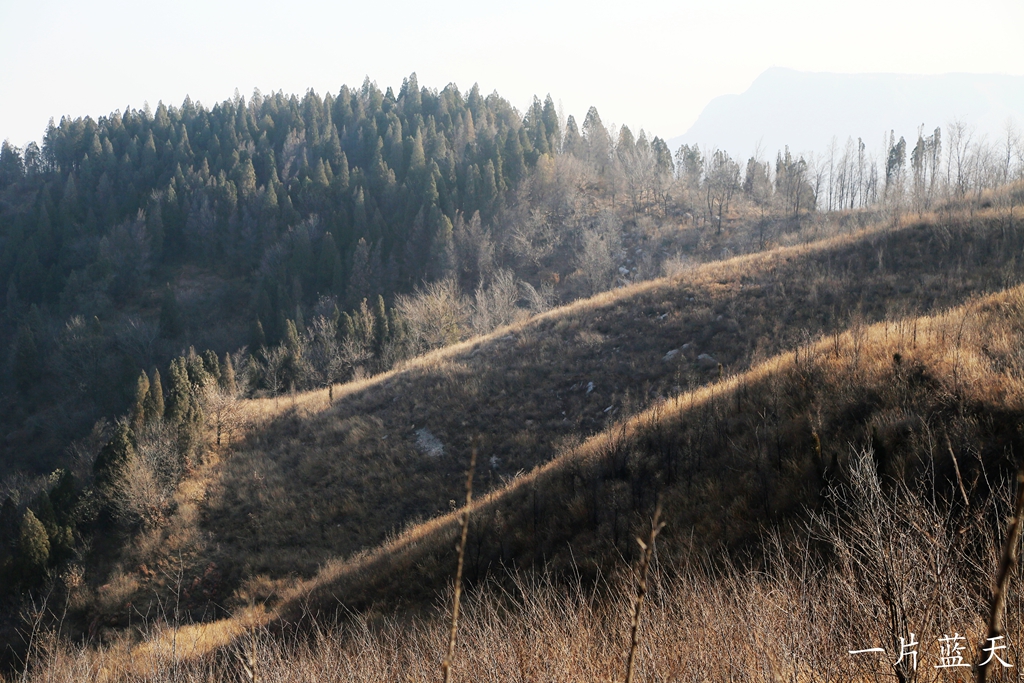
670, 67, 1024, 159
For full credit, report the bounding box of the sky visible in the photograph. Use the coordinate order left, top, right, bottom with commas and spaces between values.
2, 0, 1023, 149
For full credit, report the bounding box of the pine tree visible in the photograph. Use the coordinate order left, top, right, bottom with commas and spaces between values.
203, 349, 222, 383
312, 158, 329, 187
428, 212, 455, 280
563, 115, 582, 157
542, 95, 561, 153
30, 491, 58, 540
0, 140, 24, 189
145, 369, 165, 422
346, 237, 376, 309
252, 317, 267, 351
335, 151, 350, 192
185, 348, 212, 391
282, 319, 305, 390
91, 423, 134, 520
131, 370, 150, 431
235, 155, 258, 197
48, 470, 79, 528
166, 357, 193, 427
325, 126, 344, 171
503, 130, 527, 186
339, 311, 356, 342
169, 354, 206, 464
582, 106, 612, 172
17, 510, 50, 582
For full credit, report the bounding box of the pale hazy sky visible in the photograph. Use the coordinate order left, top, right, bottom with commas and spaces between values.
2, 0, 1023, 147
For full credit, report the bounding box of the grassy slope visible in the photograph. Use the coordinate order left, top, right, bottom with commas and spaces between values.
279, 279, 1024, 621
118, 213, 1024, 620
46, 277, 1024, 681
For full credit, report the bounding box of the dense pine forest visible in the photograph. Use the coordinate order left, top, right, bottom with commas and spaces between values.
0, 77, 635, 474
3, 72, 1024, 679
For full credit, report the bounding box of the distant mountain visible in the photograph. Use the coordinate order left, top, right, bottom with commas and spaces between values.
670, 68, 1024, 159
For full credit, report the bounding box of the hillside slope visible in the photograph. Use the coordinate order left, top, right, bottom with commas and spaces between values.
280, 279, 1024, 619
101, 213, 1024, 620
37, 275, 1024, 680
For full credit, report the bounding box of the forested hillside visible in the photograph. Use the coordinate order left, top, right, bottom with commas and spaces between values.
0, 75, 680, 479
3, 73, 1024, 680
6, 73, 1015, 485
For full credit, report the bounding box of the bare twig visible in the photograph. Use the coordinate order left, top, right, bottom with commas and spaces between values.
441, 448, 477, 683
19, 585, 53, 683
977, 468, 1024, 683
624, 503, 665, 683
948, 440, 971, 509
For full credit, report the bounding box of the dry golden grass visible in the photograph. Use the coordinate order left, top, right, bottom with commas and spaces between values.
20, 465, 1024, 682
20, 267, 1024, 682
38, 211, 1014, 676
14, 198, 1024, 682
268, 282, 1024, 622
88, 212, 1024, 635
237, 220, 1018, 542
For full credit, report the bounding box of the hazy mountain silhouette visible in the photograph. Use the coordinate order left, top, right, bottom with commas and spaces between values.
670, 68, 1024, 159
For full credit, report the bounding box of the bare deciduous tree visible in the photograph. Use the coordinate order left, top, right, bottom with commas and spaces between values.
472, 268, 526, 334
306, 314, 344, 390
704, 149, 741, 231
575, 211, 621, 296
396, 277, 470, 351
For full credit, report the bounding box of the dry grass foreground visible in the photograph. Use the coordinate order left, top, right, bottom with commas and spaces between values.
24, 270, 1024, 682
186, 216, 1020, 591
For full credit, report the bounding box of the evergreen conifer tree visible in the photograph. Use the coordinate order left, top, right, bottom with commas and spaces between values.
563, 115, 582, 157
145, 369, 165, 422
168, 355, 206, 464
252, 318, 266, 351
346, 237, 375, 309
335, 151, 350, 192
30, 491, 58, 540
166, 357, 193, 427
185, 349, 212, 393
93, 422, 134, 496
282, 319, 304, 390
17, 510, 49, 582
131, 370, 150, 431
202, 349, 221, 383
48, 470, 79, 529
340, 311, 356, 343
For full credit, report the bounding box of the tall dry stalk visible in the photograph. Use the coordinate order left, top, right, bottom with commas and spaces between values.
623, 504, 664, 683
19, 586, 53, 683
977, 468, 1024, 683
234, 618, 259, 683
441, 448, 476, 683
